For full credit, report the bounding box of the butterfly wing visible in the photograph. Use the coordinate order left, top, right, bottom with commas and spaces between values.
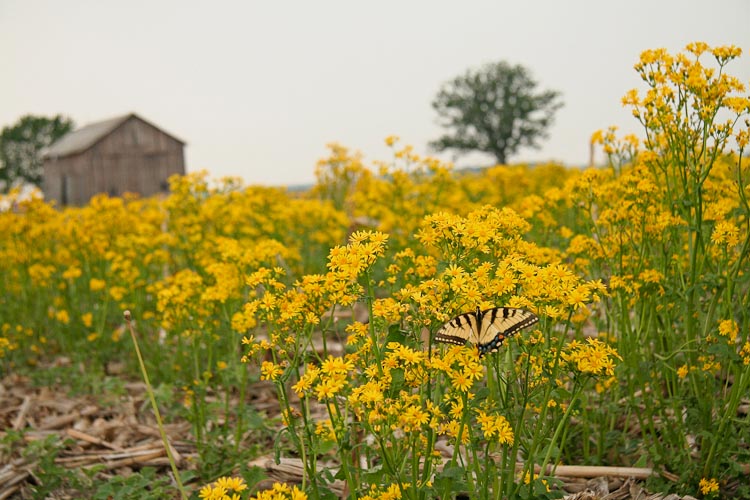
434, 310, 480, 346
476, 307, 539, 355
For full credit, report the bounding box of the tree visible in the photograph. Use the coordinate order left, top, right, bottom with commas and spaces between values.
430, 61, 563, 165
0, 114, 75, 192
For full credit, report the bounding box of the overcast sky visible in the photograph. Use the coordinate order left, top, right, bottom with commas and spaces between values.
2, 1, 749, 187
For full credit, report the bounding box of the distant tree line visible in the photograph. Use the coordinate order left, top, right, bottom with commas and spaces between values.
0, 114, 74, 193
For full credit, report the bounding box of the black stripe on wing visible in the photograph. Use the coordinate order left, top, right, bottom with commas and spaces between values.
434, 311, 477, 346
476, 307, 539, 355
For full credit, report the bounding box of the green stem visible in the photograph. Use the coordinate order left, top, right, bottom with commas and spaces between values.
327, 400, 358, 498
702, 363, 750, 478
539, 381, 584, 475
234, 363, 248, 455
125, 311, 188, 500
364, 269, 384, 376
376, 434, 409, 500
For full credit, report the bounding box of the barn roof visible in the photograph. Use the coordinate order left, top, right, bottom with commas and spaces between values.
43, 113, 185, 158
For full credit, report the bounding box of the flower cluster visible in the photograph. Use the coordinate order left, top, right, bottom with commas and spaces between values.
699, 477, 720, 497
561, 338, 621, 377
237, 230, 388, 349
198, 477, 248, 500
199, 479, 306, 500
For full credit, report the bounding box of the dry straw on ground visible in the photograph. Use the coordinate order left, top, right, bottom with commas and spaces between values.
0, 372, 706, 500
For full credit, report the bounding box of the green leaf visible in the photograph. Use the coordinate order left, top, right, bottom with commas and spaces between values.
433, 465, 468, 495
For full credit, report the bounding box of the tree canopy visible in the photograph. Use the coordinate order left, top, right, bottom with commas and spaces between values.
430, 61, 563, 165
0, 114, 74, 192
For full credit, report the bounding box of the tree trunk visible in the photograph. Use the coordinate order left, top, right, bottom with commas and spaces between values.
494, 151, 507, 165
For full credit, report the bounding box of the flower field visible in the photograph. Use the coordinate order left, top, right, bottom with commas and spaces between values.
1, 43, 749, 500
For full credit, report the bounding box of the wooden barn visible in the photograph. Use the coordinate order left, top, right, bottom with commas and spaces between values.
42, 113, 185, 205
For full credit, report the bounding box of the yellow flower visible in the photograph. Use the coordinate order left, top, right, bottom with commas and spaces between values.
345, 321, 369, 343
398, 404, 429, 433
315, 419, 336, 441
710, 44, 742, 61
717, 319, 738, 344
699, 477, 720, 496
215, 476, 247, 492
201, 262, 242, 303
566, 286, 590, 310
81, 312, 93, 328
519, 471, 550, 492
292, 365, 319, 397
55, 310, 70, 325
62, 266, 82, 280
320, 355, 355, 375
89, 278, 107, 292
198, 483, 227, 500
314, 373, 347, 400
740, 342, 750, 365
260, 361, 283, 381
385, 135, 400, 147
461, 359, 484, 381
250, 482, 308, 500
476, 410, 514, 444
590, 129, 605, 144
109, 286, 126, 302
686, 41, 709, 57
711, 220, 740, 247
388, 343, 426, 366
450, 370, 473, 392
562, 338, 621, 377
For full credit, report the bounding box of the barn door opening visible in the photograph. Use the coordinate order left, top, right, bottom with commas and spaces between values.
61, 175, 69, 205
61, 174, 76, 205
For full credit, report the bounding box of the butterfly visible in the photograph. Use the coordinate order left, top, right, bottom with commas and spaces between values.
435, 306, 539, 356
